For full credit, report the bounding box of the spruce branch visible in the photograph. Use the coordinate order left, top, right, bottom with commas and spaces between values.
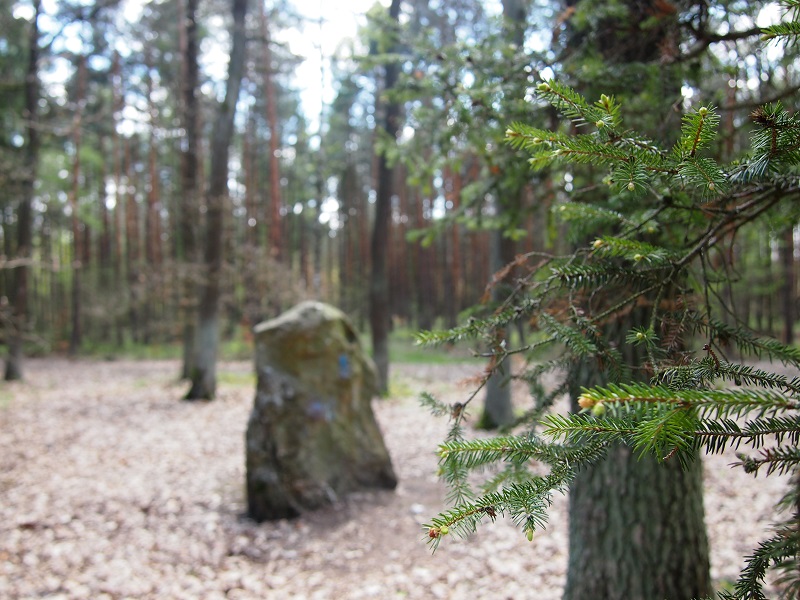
734, 446, 800, 477
719, 522, 800, 600
425, 442, 606, 550
695, 418, 800, 454
426, 74, 800, 597
693, 317, 800, 368
675, 106, 720, 158
568, 382, 800, 420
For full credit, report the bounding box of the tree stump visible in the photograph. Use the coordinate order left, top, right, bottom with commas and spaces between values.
246, 301, 397, 521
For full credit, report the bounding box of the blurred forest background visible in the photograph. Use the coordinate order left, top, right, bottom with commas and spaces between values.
0, 0, 797, 389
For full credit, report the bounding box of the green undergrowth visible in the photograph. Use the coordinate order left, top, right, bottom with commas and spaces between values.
217, 370, 256, 387
76, 327, 472, 366
387, 328, 473, 364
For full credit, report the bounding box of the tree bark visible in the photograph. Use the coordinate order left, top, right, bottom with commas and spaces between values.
564, 360, 710, 600
185, 0, 249, 400
125, 139, 141, 344
179, 0, 201, 379
111, 50, 125, 348
781, 226, 795, 346
68, 54, 87, 356
5, 0, 40, 381
414, 192, 435, 331
477, 234, 515, 429
560, 3, 712, 597
479, 0, 525, 429
369, 0, 402, 394
241, 109, 261, 326
447, 166, 463, 329
565, 447, 710, 599
259, 1, 283, 261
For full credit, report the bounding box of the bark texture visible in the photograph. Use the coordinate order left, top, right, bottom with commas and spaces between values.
186, 0, 249, 400
564, 446, 710, 600
564, 346, 711, 600
478, 0, 526, 429
369, 0, 403, 395
179, 0, 201, 380
5, 0, 40, 381
561, 3, 711, 598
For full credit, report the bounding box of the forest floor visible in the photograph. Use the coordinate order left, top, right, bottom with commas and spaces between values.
0, 357, 790, 599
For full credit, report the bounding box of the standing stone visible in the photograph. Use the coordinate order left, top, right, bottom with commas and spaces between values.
246, 301, 397, 521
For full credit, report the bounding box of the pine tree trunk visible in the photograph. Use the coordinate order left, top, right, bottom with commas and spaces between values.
564, 356, 711, 600
564, 444, 710, 600
68, 55, 87, 356
478, 0, 526, 428
185, 0, 248, 400
241, 110, 260, 326
5, 0, 40, 381
558, 2, 712, 597
478, 228, 515, 429
259, 1, 282, 260
564, 306, 711, 600
414, 191, 435, 331
98, 136, 111, 290
369, 0, 402, 394
392, 170, 409, 324
339, 163, 357, 313
448, 167, 463, 329
179, 0, 201, 379
781, 226, 795, 346
124, 140, 141, 344
110, 50, 125, 347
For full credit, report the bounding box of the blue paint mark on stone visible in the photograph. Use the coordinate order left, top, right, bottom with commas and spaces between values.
307, 399, 334, 421
338, 354, 351, 379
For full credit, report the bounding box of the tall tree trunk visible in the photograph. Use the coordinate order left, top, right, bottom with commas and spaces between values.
186, 0, 249, 400
142, 46, 159, 344
68, 54, 87, 356
413, 192, 435, 330
97, 135, 111, 288
111, 50, 125, 346
446, 166, 463, 328
125, 139, 141, 343
781, 226, 795, 345
392, 168, 409, 323
259, 1, 283, 261
179, 0, 201, 379
479, 0, 525, 429
369, 0, 402, 394
299, 204, 310, 288
145, 50, 161, 269
5, 0, 40, 381
242, 109, 260, 326
478, 231, 516, 429
564, 356, 710, 600
560, 2, 711, 597
339, 163, 358, 313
